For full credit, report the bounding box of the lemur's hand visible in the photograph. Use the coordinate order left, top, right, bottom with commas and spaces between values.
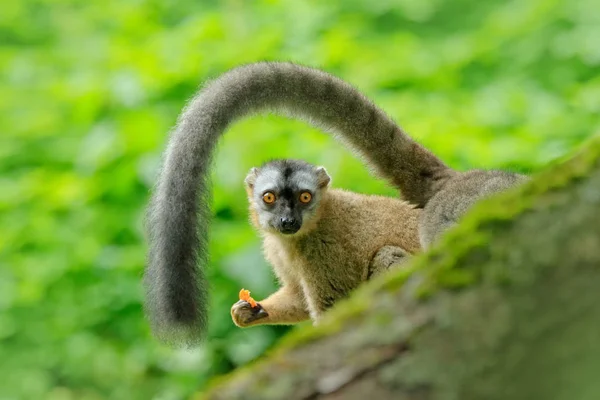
231, 300, 269, 327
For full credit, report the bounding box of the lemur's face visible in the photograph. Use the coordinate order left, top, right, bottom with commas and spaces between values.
245, 160, 330, 236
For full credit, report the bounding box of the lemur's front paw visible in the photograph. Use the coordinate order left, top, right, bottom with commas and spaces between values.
231, 300, 269, 327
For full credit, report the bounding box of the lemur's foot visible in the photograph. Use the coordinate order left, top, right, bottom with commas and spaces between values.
369, 246, 412, 278
376, 246, 411, 267
231, 300, 269, 327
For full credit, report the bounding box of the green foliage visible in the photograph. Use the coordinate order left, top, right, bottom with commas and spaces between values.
1, 0, 598, 398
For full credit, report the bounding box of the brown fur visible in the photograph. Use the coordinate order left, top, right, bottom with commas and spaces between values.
232, 187, 421, 327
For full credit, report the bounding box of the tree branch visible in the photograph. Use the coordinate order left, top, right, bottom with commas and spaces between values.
199, 138, 600, 400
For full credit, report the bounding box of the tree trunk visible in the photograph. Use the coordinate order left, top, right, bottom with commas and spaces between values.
199, 139, 600, 400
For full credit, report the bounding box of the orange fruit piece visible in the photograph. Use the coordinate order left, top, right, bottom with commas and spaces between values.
238, 288, 258, 308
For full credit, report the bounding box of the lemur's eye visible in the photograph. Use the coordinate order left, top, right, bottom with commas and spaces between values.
263, 192, 276, 204
299, 192, 312, 203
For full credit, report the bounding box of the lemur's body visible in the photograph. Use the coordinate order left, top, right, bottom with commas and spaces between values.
231, 161, 420, 327
259, 192, 420, 322
144, 62, 527, 345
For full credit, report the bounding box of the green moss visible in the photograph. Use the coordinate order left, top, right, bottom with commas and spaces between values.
405, 135, 600, 297
276, 294, 370, 350
381, 262, 420, 292
375, 135, 600, 306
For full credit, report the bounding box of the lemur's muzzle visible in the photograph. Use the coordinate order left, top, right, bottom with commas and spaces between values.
279, 217, 301, 234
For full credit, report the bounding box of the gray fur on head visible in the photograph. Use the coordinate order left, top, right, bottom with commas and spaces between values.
246, 159, 330, 236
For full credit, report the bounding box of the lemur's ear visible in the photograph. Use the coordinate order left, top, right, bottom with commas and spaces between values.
315, 166, 331, 188
245, 167, 259, 188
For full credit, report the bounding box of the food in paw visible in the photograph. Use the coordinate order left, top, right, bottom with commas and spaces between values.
238, 288, 258, 308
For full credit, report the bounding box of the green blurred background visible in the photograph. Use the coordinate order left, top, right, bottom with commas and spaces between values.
1, 0, 599, 398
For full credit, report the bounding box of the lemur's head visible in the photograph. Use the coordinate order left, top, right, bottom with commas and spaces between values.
244, 160, 331, 236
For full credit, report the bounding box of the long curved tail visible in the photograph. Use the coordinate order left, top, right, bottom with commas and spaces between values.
144, 62, 452, 345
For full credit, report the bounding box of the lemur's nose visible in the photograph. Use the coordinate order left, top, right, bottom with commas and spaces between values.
280, 217, 297, 229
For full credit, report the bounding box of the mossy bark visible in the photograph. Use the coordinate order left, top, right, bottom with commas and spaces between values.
198, 138, 600, 400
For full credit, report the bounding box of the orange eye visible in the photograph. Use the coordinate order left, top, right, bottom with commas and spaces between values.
263, 192, 276, 204
299, 192, 312, 203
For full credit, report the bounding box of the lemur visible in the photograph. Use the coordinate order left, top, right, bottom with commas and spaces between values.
144, 62, 527, 345
231, 159, 420, 328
